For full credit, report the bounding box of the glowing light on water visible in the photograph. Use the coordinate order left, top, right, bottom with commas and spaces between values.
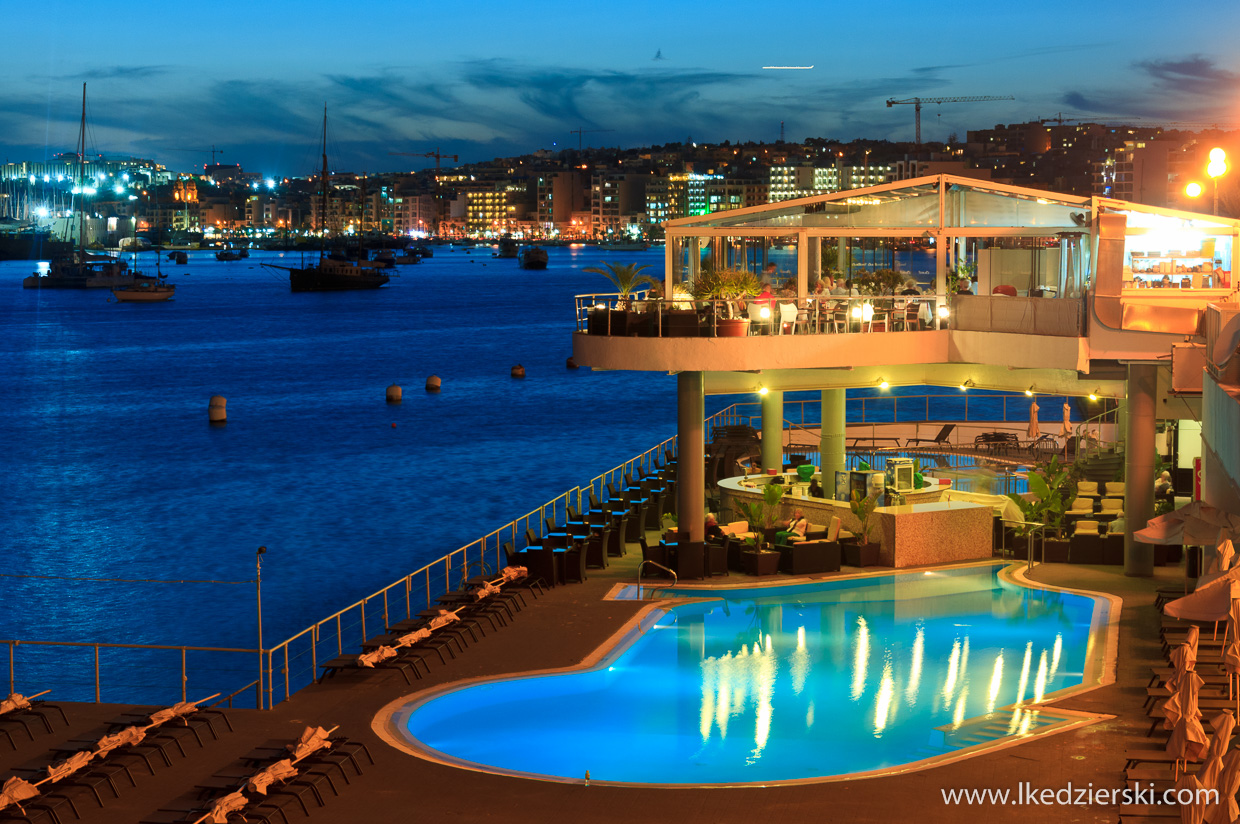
1015, 642, 1033, 704
906, 625, 924, 705
1050, 634, 1062, 681
952, 687, 969, 729
790, 626, 810, 695
987, 653, 1004, 713
1033, 650, 1049, 704
942, 639, 961, 708
852, 617, 870, 700
874, 659, 895, 736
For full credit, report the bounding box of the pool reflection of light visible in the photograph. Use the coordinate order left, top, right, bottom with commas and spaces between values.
874, 658, 895, 736
852, 617, 870, 700
1050, 634, 1063, 680
987, 653, 1004, 713
1016, 641, 1033, 703
952, 687, 969, 729
790, 626, 810, 694
906, 625, 924, 705
1033, 650, 1049, 703
942, 639, 961, 707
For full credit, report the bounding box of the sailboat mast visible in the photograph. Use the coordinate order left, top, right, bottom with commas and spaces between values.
77, 83, 86, 257
319, 104, 328, 256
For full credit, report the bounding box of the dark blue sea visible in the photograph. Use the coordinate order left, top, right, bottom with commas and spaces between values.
0, 245, 1061, 704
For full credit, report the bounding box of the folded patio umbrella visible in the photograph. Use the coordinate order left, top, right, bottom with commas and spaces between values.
475, 581, 501, 601
147, 695, 216, 727
429, 611, 460, 630
40, 750, 92, 784
0, 777, 39, 814
357, 646, 398, 668
1167, 675, 1209, 766
1059, 401, 1072, 438
1164, 666, 1203, 732
206, 790, 247, 824
1198, 711, 1236, 787
1169, 643, 1196, 693
500, 565, 528, 582
1178, 773, 1208, 824
286, 725, 334, 761
1205, 749, 1240, 823
1027, 399, 1040, 439
1165, 574, 1240, 623
246, 759, 297, 795
0, 693, 32, 715
395, 628, 431, 647
95, 725, 145, 756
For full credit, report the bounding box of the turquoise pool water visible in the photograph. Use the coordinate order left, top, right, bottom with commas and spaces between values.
398, 564, 1106, 785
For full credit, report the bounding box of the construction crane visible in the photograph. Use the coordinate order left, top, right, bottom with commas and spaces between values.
885, 96, 1014, 153
388, 148, 459, 170
178, 146, 225, 169
569, 127, 614, 151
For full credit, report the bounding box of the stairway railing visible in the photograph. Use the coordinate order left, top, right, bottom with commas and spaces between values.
1074, 403, 1125, 458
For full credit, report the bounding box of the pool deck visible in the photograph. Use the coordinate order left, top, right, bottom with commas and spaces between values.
1, 539, 1182, 823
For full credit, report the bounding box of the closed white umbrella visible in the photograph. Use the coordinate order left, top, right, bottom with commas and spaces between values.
1164, 665, 1202, 732
1198, 711, 1235, 788
1167, 674, 1209, 777
1179, 773, 1208, 824
1205, 748, 1240, 823
247, 759, 297, 795
1028, 399, 1040, 439
0, 777, 39, 815
1059, 401, 1073, 438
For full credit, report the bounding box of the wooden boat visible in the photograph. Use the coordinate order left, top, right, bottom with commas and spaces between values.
518, 245, 549, 270
112, 277, 175, 302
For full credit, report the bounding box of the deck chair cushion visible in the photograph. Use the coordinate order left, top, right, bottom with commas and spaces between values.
1105, 482, 1125, 497
1067, 497, 1094, 514
826, 516, 842, 543
1100, 498, 1124, 514
1077, 481, 1099, 497
1074, 520, 1100, 536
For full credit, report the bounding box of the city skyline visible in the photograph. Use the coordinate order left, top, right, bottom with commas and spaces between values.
2, 0, 1239, 177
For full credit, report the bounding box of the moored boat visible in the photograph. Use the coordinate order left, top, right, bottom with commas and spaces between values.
518, 245, 549, 270
494, 237, 519, 258
111, 277, 175, 302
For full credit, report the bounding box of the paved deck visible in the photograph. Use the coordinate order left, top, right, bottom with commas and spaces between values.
0, 536, 1182, 824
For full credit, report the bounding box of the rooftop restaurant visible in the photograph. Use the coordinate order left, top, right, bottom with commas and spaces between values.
5, 176, 1240, 822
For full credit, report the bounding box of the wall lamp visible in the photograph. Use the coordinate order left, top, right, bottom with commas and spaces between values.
878, 378, 890, 390
959, 379, 974, 391
758, 386, 769, 396
1088, 391, 1098, 401
1025, 386, 1035, 396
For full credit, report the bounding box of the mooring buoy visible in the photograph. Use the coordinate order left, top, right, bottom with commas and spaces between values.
511, 365, 525, 379
208, 395, 227, 424
425, 375, 441, 392
386, 384, 402, 404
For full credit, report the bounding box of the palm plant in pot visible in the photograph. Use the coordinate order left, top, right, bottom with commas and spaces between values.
583, 261, 658, 336
690, 266, 762, 336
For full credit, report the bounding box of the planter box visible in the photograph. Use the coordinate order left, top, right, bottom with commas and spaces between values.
1042, 539, 1070, 564
742, 550, 780, 576
842, 541, 881, 568
714, 317, 750, 337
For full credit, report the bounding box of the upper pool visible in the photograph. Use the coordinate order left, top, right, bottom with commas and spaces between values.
389, 563, 1111, 786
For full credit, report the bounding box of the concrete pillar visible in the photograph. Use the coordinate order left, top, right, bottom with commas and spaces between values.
761, 389, 785, 473
807, 236, 821, 286
797, 231, 809, 298
1124, 363, 1157, 577
819, 388, 846, 498
677, 371, 705, 545
838, 238, 849, 282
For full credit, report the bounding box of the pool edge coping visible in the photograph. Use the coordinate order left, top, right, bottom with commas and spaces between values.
372, 560, 1122, 788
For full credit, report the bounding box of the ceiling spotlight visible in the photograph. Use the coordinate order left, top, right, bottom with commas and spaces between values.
1025, 386, 1034, 396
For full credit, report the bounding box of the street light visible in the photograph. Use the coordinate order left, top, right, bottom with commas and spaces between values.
1207, 148, 1228, 216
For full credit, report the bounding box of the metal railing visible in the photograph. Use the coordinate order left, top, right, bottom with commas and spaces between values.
1000, 520, 1047, 569
715, 393, 1084, 429
4, 639, 262, 708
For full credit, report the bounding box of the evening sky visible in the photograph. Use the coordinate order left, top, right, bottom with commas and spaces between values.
2, 0, 1238, 177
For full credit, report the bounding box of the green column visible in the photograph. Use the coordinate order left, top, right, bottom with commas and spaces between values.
677, 371, 705, 544
820, 388, 846, 498
1124, 363, 1157, 577
761, 390, 785, 473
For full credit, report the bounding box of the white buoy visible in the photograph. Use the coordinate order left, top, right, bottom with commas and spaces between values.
208, 395, 227, 424
511, 365, 526, 379
425, 375, 441, 392
386, 384, 402, 404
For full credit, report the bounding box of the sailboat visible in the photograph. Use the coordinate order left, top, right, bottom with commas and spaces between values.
266, 107, 388, 292
23, 84, 137, 290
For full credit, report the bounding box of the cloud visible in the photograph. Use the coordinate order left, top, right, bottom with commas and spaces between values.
1137, 55, 1239, 96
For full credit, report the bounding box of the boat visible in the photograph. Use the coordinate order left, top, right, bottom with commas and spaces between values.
112, 275, 174, 302
215, 250, 243, 261
412, 243, 433, 258
518, 245, 549, 270
393, 249, 422, 265
265, 107, 389, 293
23, 85, 139, 290
494, 237, 519, 258
596, 239, 650, 252
0, 228, 71, 262
167, 251, 188, 264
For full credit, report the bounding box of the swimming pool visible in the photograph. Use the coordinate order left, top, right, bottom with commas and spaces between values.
387, 563, 1112, 786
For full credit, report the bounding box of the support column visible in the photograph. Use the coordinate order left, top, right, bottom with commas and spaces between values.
761, 390, 785, 473
677, 371, 705, 545
819, 388, 846, 498
807, 237, 821, 286
1124, 363, 1157, 577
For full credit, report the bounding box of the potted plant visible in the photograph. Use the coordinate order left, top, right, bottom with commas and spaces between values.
583, 261, 657, 335
1006, 456, 1071, 559
734, 483, 785, 574
690, 266, 762, 337
947, 260, 977, 295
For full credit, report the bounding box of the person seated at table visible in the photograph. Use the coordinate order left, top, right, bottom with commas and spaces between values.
813, 278, 830, 296
779, 280, 797, 297
776, 509, 809, 544
705, 514, 724, 540
1154, 470, 1174, 500
761, 263, 777, 284
807, 479, 824, 498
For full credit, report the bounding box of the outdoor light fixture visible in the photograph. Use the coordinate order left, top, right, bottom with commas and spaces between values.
1025, 386, 1035, 396
959, 379, 974, 391
760, 306, 771, 319
758, 386, 769, 396
937, 306, 950, 319
1186, 182, 1203, 198
1089, 392, 1098, 401
878, 379, 889, 390
851, 306, 863, 319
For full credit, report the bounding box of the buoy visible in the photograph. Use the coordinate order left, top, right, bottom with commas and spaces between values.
510, 365, 525, 379
566, 357, 578, 370
425, 375, 441, 392
208, 395, 227, 424
386, 384, 402, 404
391, 422, 396, 429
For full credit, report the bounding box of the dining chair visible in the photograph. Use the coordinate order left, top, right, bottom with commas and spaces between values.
778, 303, 799, 335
